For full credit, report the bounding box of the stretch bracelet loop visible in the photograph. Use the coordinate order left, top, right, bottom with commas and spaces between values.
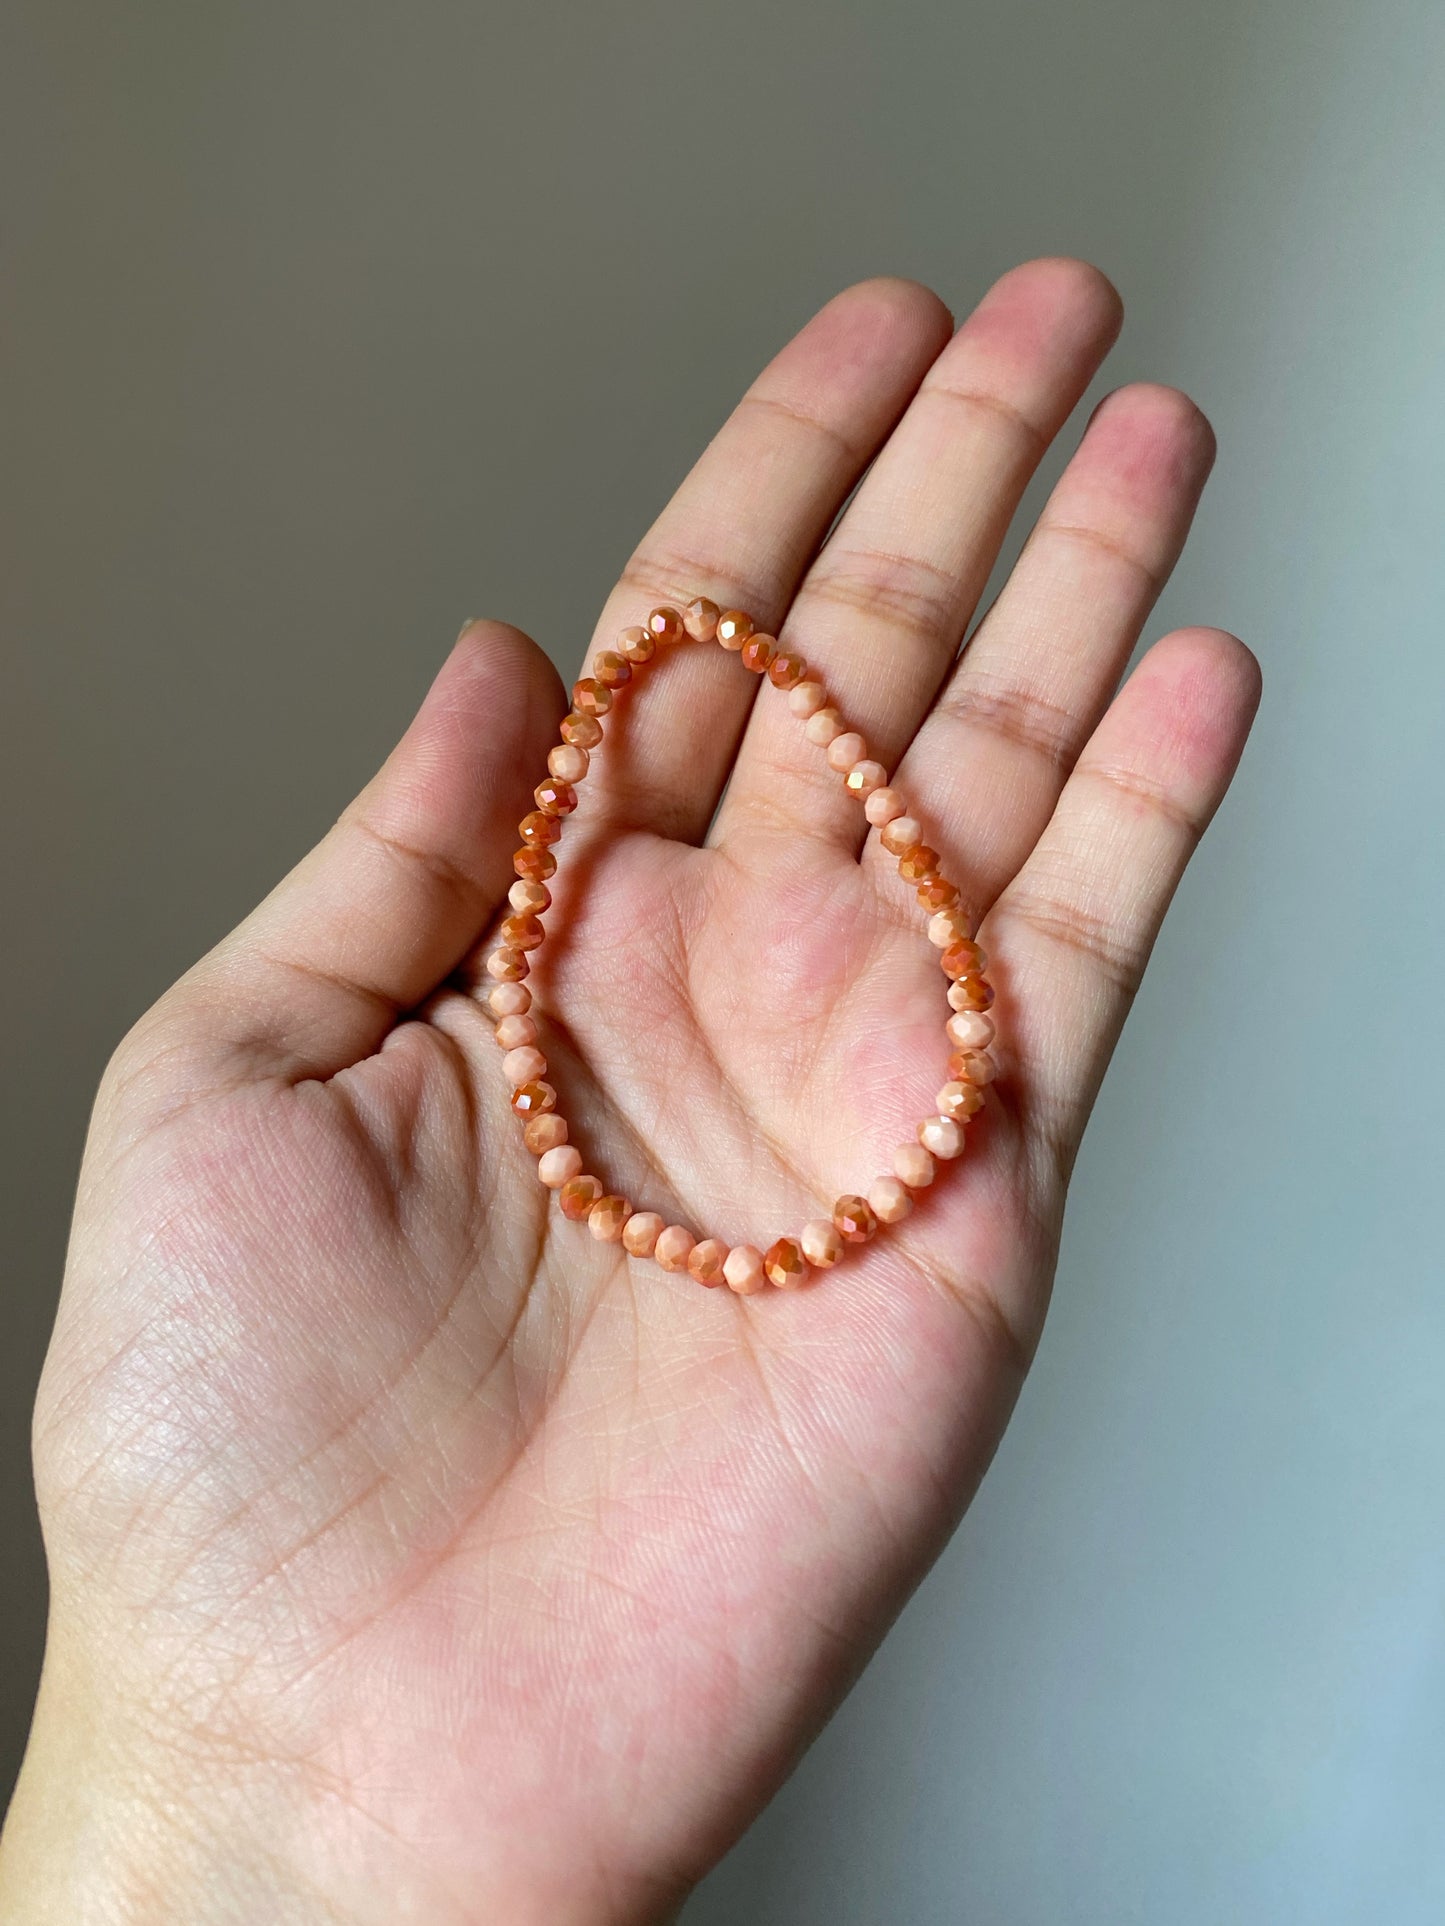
485, 598, 996, 1293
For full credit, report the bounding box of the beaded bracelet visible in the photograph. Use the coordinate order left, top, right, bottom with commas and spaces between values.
484, 598, 996, 1294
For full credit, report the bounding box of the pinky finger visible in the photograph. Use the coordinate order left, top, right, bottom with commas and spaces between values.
982, 626, 1261, 1178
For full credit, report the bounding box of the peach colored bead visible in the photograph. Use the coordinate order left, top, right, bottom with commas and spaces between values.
498, 913, 544, 951
560, 711, 603, 749
946, 1009, 995, 1048
868, 1175, 913, 1224
684, 596, 720, 641
826, 730, 866, 773
865, 786, 905, 826
654, 1225, 696, 1273
938, 1079, 985, 1122
502, 1045, 547, 1087
534, 777, 577, 816
494, 1012, 537, 1051
571, 678, 611, 718
723, 1245, 767, 1294
511, 1080, 556, 1116
833, 1195, 878, 1243
741, 634, 776, 673
767, 650, 806, 689
918, 876, 961, 913
789, 679, 827, 717
949, 1049, 996, 1085
800, 1219, 844, 1268
523, 1113, 568, 1154
805, 706, 844, 746
589, 1194, 631, 1242
622, 1211, 665, 1258
688, 1238, 728, 1286
488, 981, 531, 1018
594, 650, 632, 689
559, 1175, 603, 1220
844, 759, 887, 797
538, 1144, 583, 1188
509, 878, 551, 914
486, 947, 528, 981
764, 1237, 807, 1288
647, 606, 686, 646
928, 909, 971, 948
919, 1114, 966, 1159
880, 815, 922, 854
548, 742, 590, 783
518, 810, 560, 847
716, 609, 753, 649
513, 846, 556, 881
894, 1142, 936, 1189
617, 624, 655, 664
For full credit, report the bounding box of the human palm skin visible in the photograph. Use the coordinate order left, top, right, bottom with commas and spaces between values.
1, 261, 1259, 1924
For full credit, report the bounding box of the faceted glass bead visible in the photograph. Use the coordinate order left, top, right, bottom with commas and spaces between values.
880, 816, 923, 855
800, 1220, 844, 1268
514, 846, 557, 881
561, 712, 604, 749
572, 678, 612, 718
688, 1238, 728, 1286
534, 778, 577, 817
897, 845, 940, 883
741, 635, 776, 673
716, 609, 754, 650
767, 650, 806, 689
510, 1080, 556, 1116
548, 743, 589, 784
684, 597, 720, 641
518, 810, 560, 847
523, 1113, 568, 1154
559, 1175, 603, 1220
594, 651, 632, 689
951, 973, 995, 1012
509, 878, 551, 914
917, 876, 960, 913
622, 1211, 665, 1257
937, 1079, 985, 1121
588, 1194, 631, 1241
844, 760, 887, 796
498, 913, 544, 951
647, 606, 686, 646
654, 1226, 696, 1273
486, 947, 528, 981
833, 1195, 878, 1243
940, 939, 984, 980
488, 981, 531, 1017
764, 1237, 807, 1288
618, 625, 655, 664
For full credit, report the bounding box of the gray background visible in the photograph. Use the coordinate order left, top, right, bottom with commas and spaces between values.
4, 2, 1443, 1919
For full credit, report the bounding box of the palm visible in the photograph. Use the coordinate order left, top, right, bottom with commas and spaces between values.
33, 262, 1258, 1923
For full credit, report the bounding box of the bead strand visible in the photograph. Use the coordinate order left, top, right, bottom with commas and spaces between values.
487, 597, 998, 1294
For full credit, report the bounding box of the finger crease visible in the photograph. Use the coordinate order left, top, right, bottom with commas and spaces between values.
935, 675, 1079, 769
1081, 760, 1202, 836
1001, 889, 1138, 994
736, 389, 870, 467
920, 382, 1050, 459
349, 813, 486, 909
1034, 520, 1164, 595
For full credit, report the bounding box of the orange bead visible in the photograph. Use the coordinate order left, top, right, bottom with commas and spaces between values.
948, 1050, 995, 1086
767, 650, 807, 689
688, 1238, 728, 1286
647, 606, 686, 646
514, 846, 557, 881
654, 1225, 696, 1273
917, 876, 960, 914
880, 816, 923, 856
898, 845, 941, 884
498, 913, 544, 951
741, 634, 776, 674
588, 1194, 631, 1241
950, 973, 995, 1011
764, 1237, 807, 1288
716, 609, 754, 650
561, 711, 603, 749
523, 1113, 568, 1154
684, 596, 720, 641
510, 1080, 556, 1116
509, 878, 551, 914
559, 1175, 603, 1220
594, 651, 632, 689
618, 624, 655, 664
832, 1195, 878, 1244
518, 810, 561, 847
572, 678, 612, 718
486, 947, 528, 981
940, 939, 984, 979
534, 778, 577, 817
